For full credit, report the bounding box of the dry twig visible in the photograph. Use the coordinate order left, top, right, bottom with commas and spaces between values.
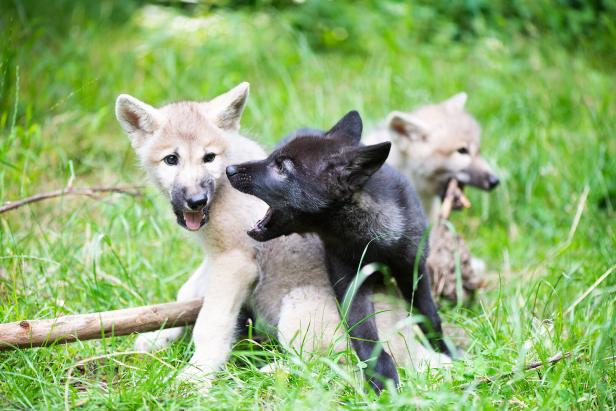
0, 185, 144, 214
439, 179, 471, 221
461, 352, 572, 388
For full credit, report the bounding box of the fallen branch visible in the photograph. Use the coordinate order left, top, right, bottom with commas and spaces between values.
461, 352, 572, 388
523, 351, 570, 371
0, 185, 144, 214
0, 299, 202, 350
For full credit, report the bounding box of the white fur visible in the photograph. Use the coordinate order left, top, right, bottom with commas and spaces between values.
276, 286, 345, 354
178, 249, 257, 389
117, 83, 267, 393
442, 92, 467, 111
353, 192, 405, 243
373, 293, 451, 371
201, 82, 249, 131
116, 94, 160, 136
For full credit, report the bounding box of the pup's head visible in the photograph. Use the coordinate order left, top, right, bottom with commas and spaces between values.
227, 111, 391, 241
387, 92, 499, 196
115, 82, 250, 231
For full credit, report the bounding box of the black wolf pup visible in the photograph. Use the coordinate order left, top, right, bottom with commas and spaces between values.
226, 111, 452, 392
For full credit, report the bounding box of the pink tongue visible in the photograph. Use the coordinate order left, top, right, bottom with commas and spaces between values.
183, 211, 202, 231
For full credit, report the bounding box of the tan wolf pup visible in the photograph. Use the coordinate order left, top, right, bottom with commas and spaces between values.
365, 93, 499, 221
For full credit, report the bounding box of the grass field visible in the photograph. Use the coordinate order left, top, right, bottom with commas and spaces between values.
1, 2, 615, 409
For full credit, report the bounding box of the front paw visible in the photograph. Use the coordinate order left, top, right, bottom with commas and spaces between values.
439, 340, 461, 360
135, 332, 169, 352
134, 328, 183, 352
176, 364, 214, 395
368, 352, 399, 394
414, 350, 454, 371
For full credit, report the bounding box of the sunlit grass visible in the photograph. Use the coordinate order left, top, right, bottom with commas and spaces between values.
0, 2, 614, 409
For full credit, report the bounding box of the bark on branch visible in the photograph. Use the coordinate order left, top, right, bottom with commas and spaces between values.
0, 299, 202, 350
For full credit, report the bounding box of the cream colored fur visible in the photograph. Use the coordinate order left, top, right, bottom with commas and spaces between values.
364, 92, 496, 221
373, 293, 451, 370
255, 233, 451, 369
117, 83, 268, 391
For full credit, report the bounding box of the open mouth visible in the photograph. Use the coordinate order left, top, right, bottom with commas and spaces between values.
248, 206, 274, 237
181, 208, 209, 231
440, 180, 465, 200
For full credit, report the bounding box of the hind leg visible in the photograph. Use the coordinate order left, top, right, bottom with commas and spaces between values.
373, 293, 452, 370
260, 286, 346, 376
392, 258, 452, 356
326, 254, 399, 393
178, 250, 257, 393
135, 259, 207, 351
276, 286, 345, 355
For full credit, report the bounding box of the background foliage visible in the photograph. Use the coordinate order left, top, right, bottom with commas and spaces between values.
0, 1, 615, 409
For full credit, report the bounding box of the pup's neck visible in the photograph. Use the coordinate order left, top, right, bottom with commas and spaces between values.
383, 139, 440, 222
311, 190, 404, 251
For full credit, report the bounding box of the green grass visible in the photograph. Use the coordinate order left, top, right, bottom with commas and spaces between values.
1, 2, 615, 409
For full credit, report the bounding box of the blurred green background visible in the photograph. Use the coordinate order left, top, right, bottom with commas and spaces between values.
0, 1, 615, 409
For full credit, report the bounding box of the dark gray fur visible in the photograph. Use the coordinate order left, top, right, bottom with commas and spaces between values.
226, 111, 452, 393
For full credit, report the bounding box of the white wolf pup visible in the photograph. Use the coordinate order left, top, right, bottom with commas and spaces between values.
365, 93, 499, 221
116, 83, 270, 389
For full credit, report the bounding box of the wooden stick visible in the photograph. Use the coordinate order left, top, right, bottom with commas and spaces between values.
0, 299, 202, 350
0, 186, 144, 214
439, 179, 471, 221
461, 352, 571, 388
524, 351, 570, 371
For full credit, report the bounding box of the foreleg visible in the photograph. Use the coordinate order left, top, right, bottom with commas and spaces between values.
327, 255, 399, 393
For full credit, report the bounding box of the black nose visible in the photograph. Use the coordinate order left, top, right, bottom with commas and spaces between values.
226, 165, 239, 177
487, 175, 500, 190
186, 194, 208, 210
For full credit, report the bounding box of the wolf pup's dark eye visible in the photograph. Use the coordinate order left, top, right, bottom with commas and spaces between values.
275, 157, 291, 174
457, 147, 469, 155
203, 153, 216, 163
163, 154, 179, 165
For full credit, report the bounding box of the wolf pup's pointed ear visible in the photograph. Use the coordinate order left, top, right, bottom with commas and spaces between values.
326, 110, 363, 145
340, 142, 391, 191
205, 82, 249, 131
115, 94, 160, 142
442, 92, 467, 111
387, 111, 427, 140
